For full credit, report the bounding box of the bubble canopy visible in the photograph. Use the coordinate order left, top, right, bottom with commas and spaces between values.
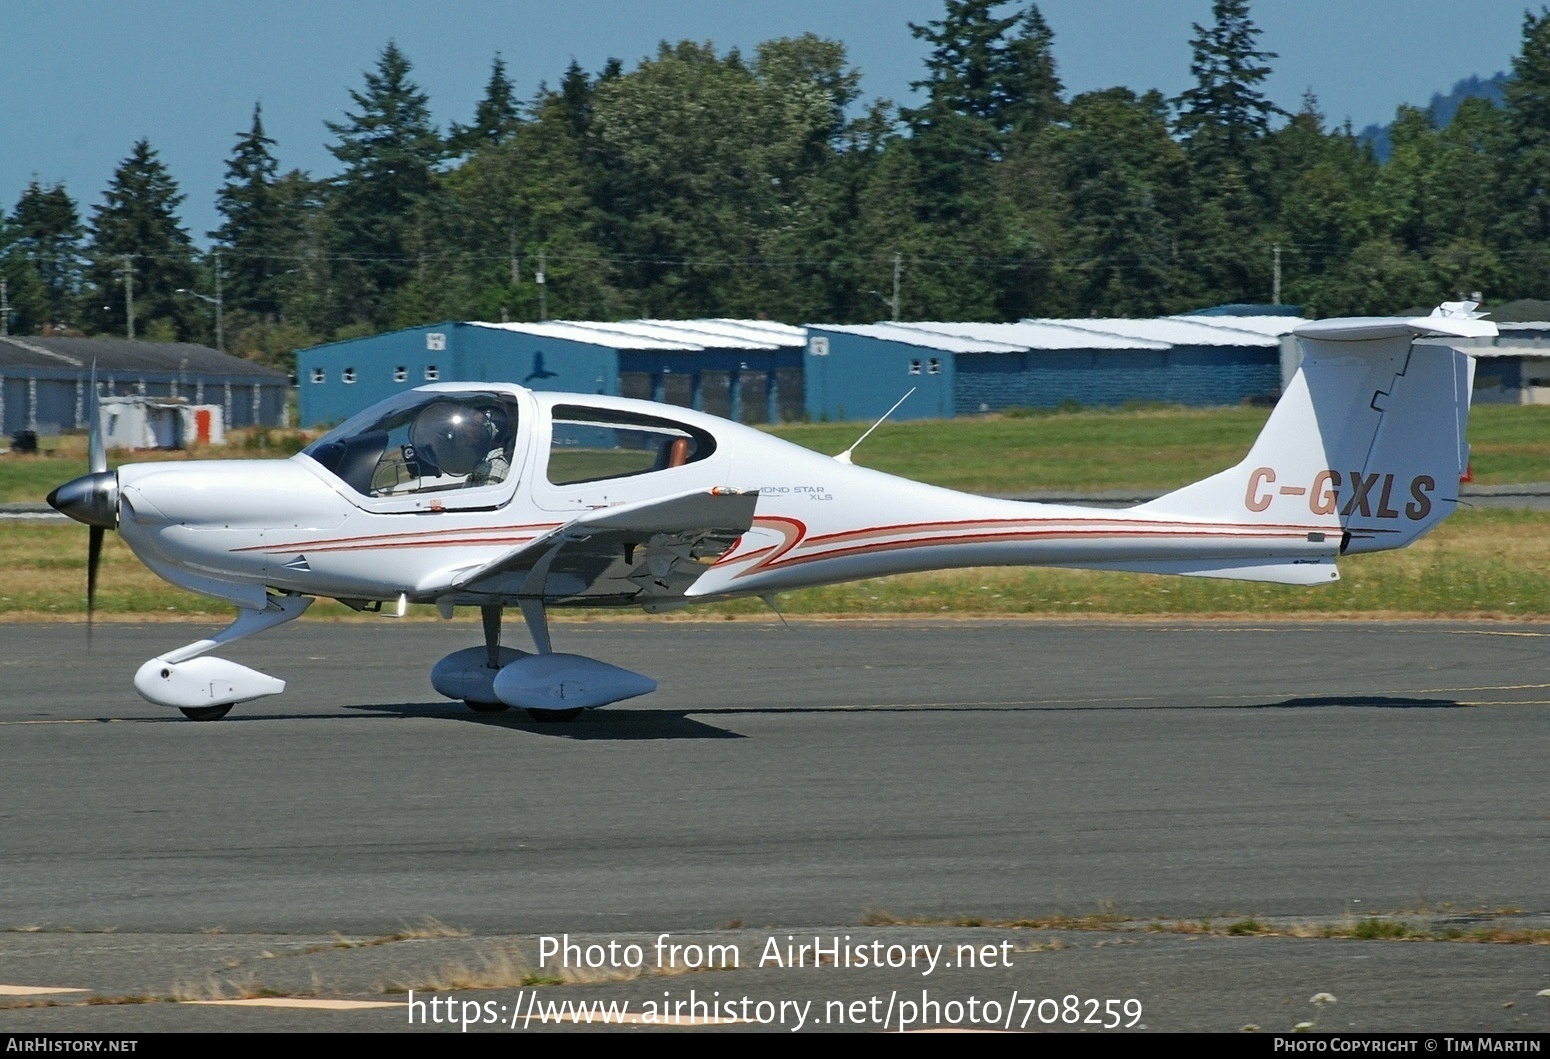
302, 390, 520, 498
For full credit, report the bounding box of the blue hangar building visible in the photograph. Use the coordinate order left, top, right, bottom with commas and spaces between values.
296, 318, 807, 428
803, 316, 1299, 422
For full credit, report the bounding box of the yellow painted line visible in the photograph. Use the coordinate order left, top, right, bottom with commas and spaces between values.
1412, 682, 1550, 693
185, 997, 399, 1010
1445, 630, 1550, 638
0, 985, 89, 995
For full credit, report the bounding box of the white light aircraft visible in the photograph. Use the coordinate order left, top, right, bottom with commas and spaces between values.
48, 305, 1494, 721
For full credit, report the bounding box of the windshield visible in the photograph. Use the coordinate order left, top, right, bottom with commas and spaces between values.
303, 391, 520, 497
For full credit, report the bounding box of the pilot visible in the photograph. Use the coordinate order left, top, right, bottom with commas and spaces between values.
409, 401, 515, 486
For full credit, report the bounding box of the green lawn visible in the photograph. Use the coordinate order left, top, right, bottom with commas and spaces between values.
764, 404, 1550, 493
8, 403, 1550, 504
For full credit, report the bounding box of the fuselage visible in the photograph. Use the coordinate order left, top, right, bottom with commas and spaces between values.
109, 382, 1340, 611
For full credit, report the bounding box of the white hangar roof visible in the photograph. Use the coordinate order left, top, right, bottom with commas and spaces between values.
909, 320, 1170, 351
810, 323, 1026, 354
1028, 317, 1286, 347
469, 318, 800, 352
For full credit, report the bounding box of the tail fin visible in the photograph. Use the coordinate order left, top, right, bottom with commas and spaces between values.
1137, 303, 1492, 555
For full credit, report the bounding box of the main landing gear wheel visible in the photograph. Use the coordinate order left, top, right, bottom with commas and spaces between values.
179, 704, 233, 722
526, 708, 581, 723
464, 699, 510, 714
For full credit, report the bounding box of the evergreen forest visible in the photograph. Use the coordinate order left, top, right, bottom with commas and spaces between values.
4, 1, 1549, 371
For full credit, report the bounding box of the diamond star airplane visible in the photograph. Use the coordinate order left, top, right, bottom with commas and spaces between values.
48, 305, 1494, 721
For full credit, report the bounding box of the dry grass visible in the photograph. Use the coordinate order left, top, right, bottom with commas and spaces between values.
868, 910, 1550, 945
383, 949, 562, 994
170, 972, 286, 1002
384, 917, 472, 942
303, 917, 472, 955
8, 507, 1550, 620
376, 942, 721, 995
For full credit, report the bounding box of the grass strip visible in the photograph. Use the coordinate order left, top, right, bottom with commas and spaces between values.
5, 507, 1546, 620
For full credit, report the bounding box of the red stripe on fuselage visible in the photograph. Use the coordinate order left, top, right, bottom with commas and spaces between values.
230, 522, 563, 554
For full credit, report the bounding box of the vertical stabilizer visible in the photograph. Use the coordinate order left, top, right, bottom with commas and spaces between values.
1136, 304, 1492, 555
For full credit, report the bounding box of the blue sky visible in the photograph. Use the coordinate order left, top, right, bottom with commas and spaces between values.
1, 1, 1532, 244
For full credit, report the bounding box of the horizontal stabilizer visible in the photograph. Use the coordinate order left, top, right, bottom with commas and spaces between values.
1079, 558, 1340, 586
1293, 300, 1497, 344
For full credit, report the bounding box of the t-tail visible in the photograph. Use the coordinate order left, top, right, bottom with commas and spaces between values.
1128, 302, 1494, 580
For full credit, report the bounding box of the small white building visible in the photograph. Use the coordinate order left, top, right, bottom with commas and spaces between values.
100, 395, 225, 450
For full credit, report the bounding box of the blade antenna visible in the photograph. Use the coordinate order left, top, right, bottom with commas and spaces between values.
835, 387, 914, 465
759, 592, 791, 632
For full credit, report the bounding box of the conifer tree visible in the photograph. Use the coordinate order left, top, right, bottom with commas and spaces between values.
1172, 1, 1282, 307
1002, 5, 1064, 134
84, 140, 197, 339
7, 180, 83, 329
1052, 89, 1190, 315
0, 217, 49, 335
448, 54, 523, 155
906, 1, 1062, 139
1172, 0, 1281, 176
213, 104, 284, 317
1497, 9, 1550, 295
324, 41, 446, 326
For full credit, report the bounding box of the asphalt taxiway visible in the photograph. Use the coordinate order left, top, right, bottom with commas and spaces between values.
2, 618, 1548, 1032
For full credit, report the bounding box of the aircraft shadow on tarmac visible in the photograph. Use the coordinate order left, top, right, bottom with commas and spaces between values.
79, 692, 1466, 735
341, 701, 746, 740
1247, 695, 1464, 710
58, 704, 739, 739
347, 693, 1472, 729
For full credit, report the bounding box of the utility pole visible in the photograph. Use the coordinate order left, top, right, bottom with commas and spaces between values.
1, 278, 8, 337
213, 249, 224, 353
120, 254, 136, 340
536, 248, 547, 322
891, 252, 902, 322
175, 259, 224, 351
871, 254, 904, 321
1272, 243, 1281, 306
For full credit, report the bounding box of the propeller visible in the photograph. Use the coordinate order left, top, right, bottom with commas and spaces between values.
45, 365, 118, 641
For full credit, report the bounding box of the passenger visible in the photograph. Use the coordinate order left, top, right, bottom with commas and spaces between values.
467, 406, 514, 487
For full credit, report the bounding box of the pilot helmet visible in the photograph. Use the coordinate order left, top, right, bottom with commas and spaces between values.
409, 401, 493, 477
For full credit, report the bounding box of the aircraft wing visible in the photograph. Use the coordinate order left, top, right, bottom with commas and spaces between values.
436, 488, 759, 605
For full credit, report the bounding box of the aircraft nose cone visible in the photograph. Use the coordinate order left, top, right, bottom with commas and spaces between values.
47, 470, 119, 529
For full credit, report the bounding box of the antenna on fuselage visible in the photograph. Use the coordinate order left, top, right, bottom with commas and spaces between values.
835, 387, 915, 465
760, 592, 792, 631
